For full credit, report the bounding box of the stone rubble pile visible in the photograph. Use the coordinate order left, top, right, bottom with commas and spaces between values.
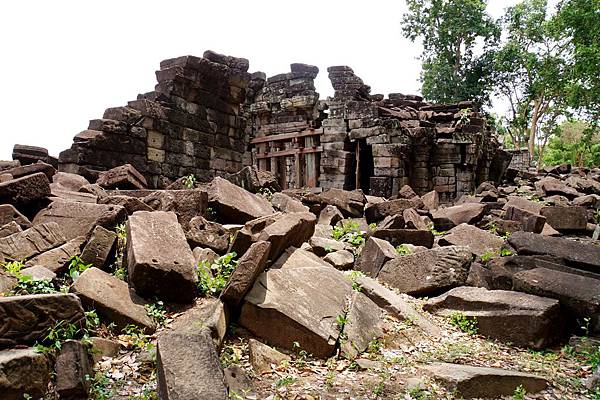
0, 150, 598, 398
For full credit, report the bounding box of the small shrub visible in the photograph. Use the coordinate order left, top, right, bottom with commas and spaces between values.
68, 256, 92, 280
145, 301, 167, 327
2, 260, 24, 274
480, 250, 496, 263
121, 324, 150, 350
11, 274, 56, 295
500, 248, 514, 257
346, 270, 365, 292
196, 252, 238, 296
332, 219, 366, 247
87, 372, 114, 400
275, 376, 297, 388
512, 385, 526, 400
257, 187, 274, 200
183, 174, 196, 189
449, 312, 478, 335
395, 244, 412, 256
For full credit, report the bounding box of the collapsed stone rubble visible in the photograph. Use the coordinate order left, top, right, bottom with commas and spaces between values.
0, 50, 599, 399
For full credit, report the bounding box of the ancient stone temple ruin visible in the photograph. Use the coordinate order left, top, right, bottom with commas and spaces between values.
59, 50, 505, 202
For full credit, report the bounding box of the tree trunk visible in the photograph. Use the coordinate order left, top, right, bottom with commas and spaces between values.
529, 95, 544, 164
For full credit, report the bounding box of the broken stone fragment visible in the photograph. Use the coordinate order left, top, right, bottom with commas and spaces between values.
256, 211, 316, 262
317, 204, 344, 226
71, 267, 155, 333
24, 236, 86, 274
185, 216, 230, 254
318, 188, 366, 218
89, 336, 120, 364
208, 177, 275, 224
33, 199, 126, 241
126, 211, 197, 303
323, 249, 355, 270
19, 265, 57, 282
439, 223, 504, 257
99, 195, 153, 215
0, 222, 66, 261
540, 205, 588, 231
157, 330, 228, 400
0, 204, 31, 229
270, 192, 309, 213
378, 246, 472, 296
424, 286, 563, 348
220, 241, 270, 310
0, 293, 85, 348
508, 231, 600, 273
248, 338, 291, 374
55, 340, 92, 400
0, 172, 51, 216
239, 263, 384, 358
513, 267, 600, 333
96, 163, 148, 190
0, 347, 51, 400
143, 189, 208, 230
372, 228, 434, 248
364, 198, 415, 223
424, 362, 547, 399
169, 298, 229, 348
0, 221, 21, 238
79, 225, 117, 270
431, 203, 486, 230
355, 237, 397, 277
223, 364, 255, 398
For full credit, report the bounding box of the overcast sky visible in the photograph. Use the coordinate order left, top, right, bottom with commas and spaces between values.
0, 0, 518, 160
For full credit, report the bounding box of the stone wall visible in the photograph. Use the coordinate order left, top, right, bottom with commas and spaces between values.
59, 51, 250, 188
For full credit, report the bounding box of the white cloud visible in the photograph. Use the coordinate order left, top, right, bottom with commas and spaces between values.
0, 0, 519, 160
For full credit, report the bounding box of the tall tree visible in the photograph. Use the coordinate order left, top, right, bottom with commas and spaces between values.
401, 0, 500, 105
492, 0, 568, 159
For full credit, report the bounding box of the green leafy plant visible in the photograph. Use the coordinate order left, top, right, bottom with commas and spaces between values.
407, 387, 433, 400
395, 244, 413, 256
68, 256, 92, 280
458, 108, 472, 125
121, 324, 150, 350
292, 341, 309, 367
113, 266, 127, 281
11, 274, 56, 295
220, 343, 242, 368
275, 375, 297, 388
87, 372, 114, 400
35, 320, 82, 352
196, 252, 238, 296
480, 250, 496, 263
2, 260, 24, 274
257, 187, 274, 200
500, 248, 514, 257
332, 219, 366, 247
346, 270, 365, 292
450, 312, 478, 335
183, 174, 196, 189
512, 385, 526, 400
145, 301, 167, 327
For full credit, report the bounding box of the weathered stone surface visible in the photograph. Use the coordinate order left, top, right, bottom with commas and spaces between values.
365, 198, 414, 223
403, 208, 428, 230
378, 246, 472, 296
240, 265, 383, 358
540, 206, 588, 231
508, 231, 600, 272
513, 267, 600, 332
143, 189, 208, 229
318, 205, 344, 226
170, 298, 229, 348
221, 241, 270, 309
355, 237, 397, 277
308, 236, 348, 257
126, 211, 197, 303
72, 267, 155, 332
0, 348, 51, 400
431, 203, 486, 230
424, 286, 563, 348
421, 190, 439, 211
503, 196, 543, 215
0, 221, 21, 238
185, 216, 229, 253
0, 271, 17, 295
1, 162, 55, 180
208, 177, 275, 224
372, 228, 434, 248
224, 165, 280, 194
50, 187, 97, 203
12, 144, 50, 165
223, 364, 255, 398
229, 213, 281, 256
0, 204, 31, 229
97, 164, 148, 190
272, 247, 331, 270
89, 337, 120, 364
356, 275, 442, 337
79, 226, 117, 270
52, 172, 90, 192
18, 265, 54, 282
536, 176, 581, 198
257, 212, 316, 262
271, 192, 309, 213
0, 293, 85, 347
157, 330, 228, 400
0, 172, 51, 213
503, 205, 546, 233
33, 199, 126, 241
248, 338, 291, 374
424, 362, 548, 398
323, 249, 355, 270
99, 194, 153, 215
318, 188, 366, 218
377, 214, 406, 229
341, 290, 385, 359
193, 247, 219, 266
55, 340, 92, 400
24, 236, 86, 274
0, 222, 65, 261
439, 223, 504, 257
